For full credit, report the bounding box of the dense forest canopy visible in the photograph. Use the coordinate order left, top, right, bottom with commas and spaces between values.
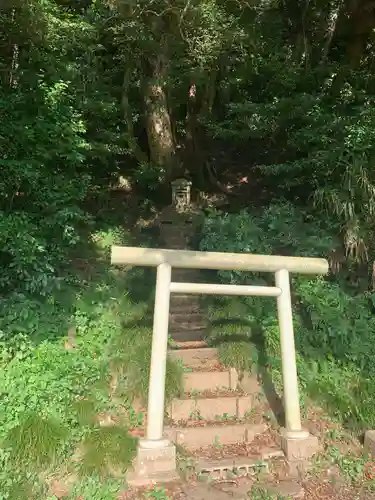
3, 0, 375, 344
3, 1, 375, 277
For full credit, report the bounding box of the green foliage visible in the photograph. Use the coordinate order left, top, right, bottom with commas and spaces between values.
0, 81, 91, 296
4, 413, 68, 468
200, 206, 375, 430
0, 461, 41, 500
0, 0, 124, 311
0, 336, 103, 439
144, 486, 171, 499
68, 476, 124, 499
211, 57, 375, 257
250, 488, 283, 500
80, 426, 137, 476
207, 298, 256, 372
326, 445, 368, 484
3, 0, 375, 494
218, 340, 255, 374
109, 324, 183, 405
0, 220, 179, 496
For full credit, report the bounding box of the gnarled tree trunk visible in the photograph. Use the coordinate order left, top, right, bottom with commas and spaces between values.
144, 52, 178, 184
335, 0, 375, 66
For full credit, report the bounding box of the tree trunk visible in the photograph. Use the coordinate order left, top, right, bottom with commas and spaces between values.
335, 0, 375, 66
144, 53, 177, 184
185, 83, 205, 188
320, 4, 341, 62
1, 8, 19, 88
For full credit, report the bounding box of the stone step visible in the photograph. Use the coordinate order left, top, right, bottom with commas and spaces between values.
169, 304, 201, 314
196, 456, 269, 480
252, 480, 305, 499
171, 276, 202, 283
160, 230, 190, 238
165, 243, 188, 250
179, 479, 304, 500
180, 481, 252, 500
170, 323, 206, 334
169, 313, 205, 325
160, 219, 195, 227
238, 373, 262, 396
160, 238, 191, 247
168, 394, 252, 421
168, 348, 218, 368
170, 296, 201, 305
259, 447, 285, 460
169, 325, 206, 336
171, 269, 202, 279
161, 226, 189, 233
164, 423, 267, 450
183, 369, 238, 392
170, 307, 202, 316
170, 322, 206, 335
171, 340, 208, 349
170, 330, 206, 343
163, 238, 188, 244
161, 232, 188, 240
170, 295, 201, 307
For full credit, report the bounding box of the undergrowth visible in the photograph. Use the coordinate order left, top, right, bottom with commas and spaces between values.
200, 203, 375, 433
0, 216, 183, 498
250, 489, 284, 500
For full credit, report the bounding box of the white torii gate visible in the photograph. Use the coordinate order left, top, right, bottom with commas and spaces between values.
111, 246, 329, 484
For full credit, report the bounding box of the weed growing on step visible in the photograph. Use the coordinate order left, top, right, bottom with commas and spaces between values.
217, 339, 256, 374
108, 322, 183, 407
326, 445, 369, 484
144, 486, 171, 499
251, 488, 285, 499
214, 412, 233, 422
66, 476, 125, 499
189, 408, 204, 421
190, 389, 200, 399
244, 408, 256, 421
176, 444, 197, 481
213, 435, 223, 449
79, 425, 137, 476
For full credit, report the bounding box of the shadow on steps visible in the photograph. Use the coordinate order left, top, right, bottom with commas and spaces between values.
210, 333, 285, 428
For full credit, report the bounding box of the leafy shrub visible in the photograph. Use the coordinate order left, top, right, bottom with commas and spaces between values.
80, 426, 137, 476
211, 55, 375, 259
0, 220, 181, 496
67, 476, 124, 499
109, 324, 183, 406
0, 81, 91, 297
200, 204, 375, 429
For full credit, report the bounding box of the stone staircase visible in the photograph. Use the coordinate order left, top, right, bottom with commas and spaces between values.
159, 209, 207, 344
165, 347, 286, 485
155, 207, 305, 497
169, 283, 207, 344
